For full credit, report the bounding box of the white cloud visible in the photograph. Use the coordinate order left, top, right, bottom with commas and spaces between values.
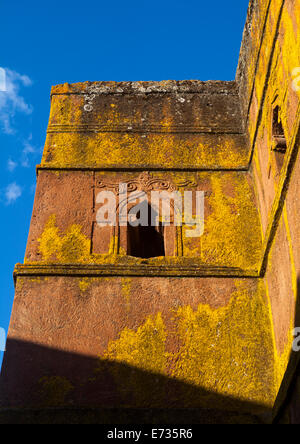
7, 158, 18, 172
5, 182, 22, 204
21, 139, 36, 167
0, 68, 6, 92
0, 68, 33, 134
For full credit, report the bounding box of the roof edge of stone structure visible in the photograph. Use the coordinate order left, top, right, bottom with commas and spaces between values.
51, 80, 239, 96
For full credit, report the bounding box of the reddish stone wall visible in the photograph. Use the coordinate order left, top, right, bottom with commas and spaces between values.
239, 0, 300, 422
0, 276, 275, 417
25, 169, 261, 270
1, 0, 300, 424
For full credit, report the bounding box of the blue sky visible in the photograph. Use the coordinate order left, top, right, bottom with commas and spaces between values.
0, 0, 250, 366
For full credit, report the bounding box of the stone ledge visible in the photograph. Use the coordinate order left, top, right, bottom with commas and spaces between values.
47, 123, 245, 135
51, 80, 239, 96
36, 164, 250, 174
14, 263, 259, 281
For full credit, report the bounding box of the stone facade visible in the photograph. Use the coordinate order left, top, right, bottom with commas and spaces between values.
0, 0, 299, 424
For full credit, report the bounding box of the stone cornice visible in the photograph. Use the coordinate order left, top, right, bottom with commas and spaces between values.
13, 263, 259, 282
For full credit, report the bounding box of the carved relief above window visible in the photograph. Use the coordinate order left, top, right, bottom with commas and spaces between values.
92, 172, 198, 258
96, 171, 197, 194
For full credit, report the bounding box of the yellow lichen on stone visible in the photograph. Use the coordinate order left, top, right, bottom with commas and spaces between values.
173, 280, 275, 406
100, 280, 276, 408
201, 174, 262, 269
103, 313, 167, 375
78, 278, 91, 292
36, 182, 261, 270
274, 322, 294, 392
58, 224, 90, 263
121, 278, 132, 310
38, 215, 90, 264
38, 376, 74, 407
283, 205, 297, 300
42, 130, 248, 170
38, 215, 62, 262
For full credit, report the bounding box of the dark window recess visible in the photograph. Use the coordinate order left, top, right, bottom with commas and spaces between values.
272, 106, 287, 153
127, 205, 165, 259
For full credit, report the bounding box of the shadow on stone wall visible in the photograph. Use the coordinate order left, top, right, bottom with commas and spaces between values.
0, 338, 272, 424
